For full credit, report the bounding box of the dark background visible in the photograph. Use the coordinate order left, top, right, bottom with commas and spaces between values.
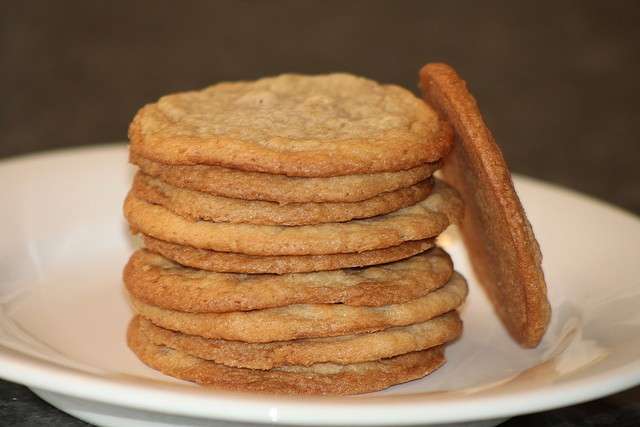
2, 0, 640, 214
1, 1, 640, 426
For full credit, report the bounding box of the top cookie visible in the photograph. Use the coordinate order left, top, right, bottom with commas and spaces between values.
129, 74, 452, 177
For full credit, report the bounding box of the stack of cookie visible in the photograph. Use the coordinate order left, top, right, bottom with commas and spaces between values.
123, 74, 468, 395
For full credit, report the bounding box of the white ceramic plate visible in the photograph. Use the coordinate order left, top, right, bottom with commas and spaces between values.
1, 145, 639, 427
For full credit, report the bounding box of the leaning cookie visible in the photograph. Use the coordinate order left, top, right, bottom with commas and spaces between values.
420, 63, 550, 348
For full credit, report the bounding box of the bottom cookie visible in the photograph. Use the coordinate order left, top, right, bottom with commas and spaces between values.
128, 316, 446, 395
135, 312, 461, 369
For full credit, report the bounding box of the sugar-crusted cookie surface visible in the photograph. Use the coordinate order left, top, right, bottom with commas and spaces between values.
129, 74, 452, 176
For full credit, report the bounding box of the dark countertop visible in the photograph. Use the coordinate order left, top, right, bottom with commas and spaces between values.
1, 1, 639, 426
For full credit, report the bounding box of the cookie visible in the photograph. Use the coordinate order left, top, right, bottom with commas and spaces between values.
142, 235, 435, 274
137, 312, 461, 370
131, 152, 441, 204
128, 317, 446, 395
420, 63, 550, 348
129, 73, 453, 177
124, 247, 453, 312
132, 172, 434, 225
130, 272, 468, 342
124, 179, 463, 256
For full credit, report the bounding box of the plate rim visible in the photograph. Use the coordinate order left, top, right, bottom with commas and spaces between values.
1, 145, 640, 425
3, 337, 640, 425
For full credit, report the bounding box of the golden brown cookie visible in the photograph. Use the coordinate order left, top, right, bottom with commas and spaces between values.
136, 312, 461, 370
124, 247, 453, 312
420, 63, 551, 348
131, 152, 441, 204
128, 316, 446, 395
142, 235, 435, 274
129, 73, 453, 177
124, 179, 463, 256
130, 272, 468, 342
132, 172, 434, 225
